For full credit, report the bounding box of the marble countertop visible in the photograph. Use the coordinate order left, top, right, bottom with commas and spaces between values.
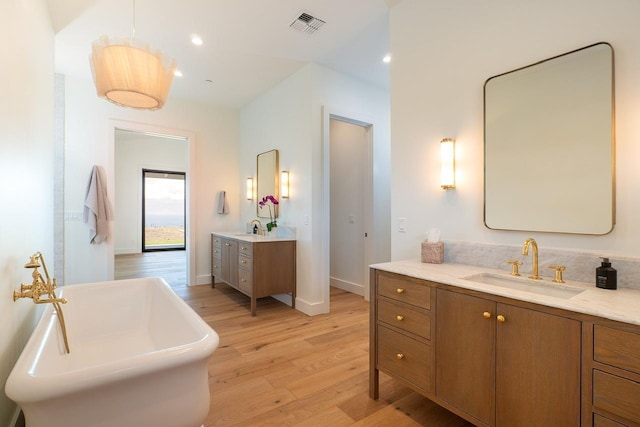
371, 259, 640, 326
212, 231, 296, 243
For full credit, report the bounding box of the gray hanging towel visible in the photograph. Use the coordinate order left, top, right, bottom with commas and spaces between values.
217, 191, 230, 214
83, 165, 113, 244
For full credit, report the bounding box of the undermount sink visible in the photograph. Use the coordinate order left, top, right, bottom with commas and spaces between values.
463, 273, 585, 299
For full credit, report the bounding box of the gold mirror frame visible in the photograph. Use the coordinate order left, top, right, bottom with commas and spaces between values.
256, 149, 279, 219
484, 42, 615, 235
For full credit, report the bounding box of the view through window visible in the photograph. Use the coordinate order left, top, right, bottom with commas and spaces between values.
142, 170, 186, 251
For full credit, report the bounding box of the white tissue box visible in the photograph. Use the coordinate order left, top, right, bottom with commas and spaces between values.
421, 241, 443, 264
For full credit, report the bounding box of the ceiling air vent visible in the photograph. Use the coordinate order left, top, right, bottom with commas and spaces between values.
290, 12, 326, 35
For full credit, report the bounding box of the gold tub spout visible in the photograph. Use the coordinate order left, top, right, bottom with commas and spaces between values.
13, 252, 70, 353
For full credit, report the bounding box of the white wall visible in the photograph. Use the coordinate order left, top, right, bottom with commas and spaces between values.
63, 76, 240, 286
0, 0, 54, 423
390, 0, 640, 260
239, 63, 390, 315
114, 132, 187, 254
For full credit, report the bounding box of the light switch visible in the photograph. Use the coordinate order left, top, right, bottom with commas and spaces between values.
398, 217, 406, 232
348, 214, 355, 223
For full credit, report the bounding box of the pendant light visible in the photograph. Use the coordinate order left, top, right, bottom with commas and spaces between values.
89, 0, 177, 110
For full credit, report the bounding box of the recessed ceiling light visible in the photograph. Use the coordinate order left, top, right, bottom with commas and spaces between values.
174, 70, 183, 77
191, 35, 203, 46
383, 54, 391, 63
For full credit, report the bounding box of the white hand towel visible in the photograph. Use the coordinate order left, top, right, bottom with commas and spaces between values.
83, 165, 113, 244
217, 191, 230, 214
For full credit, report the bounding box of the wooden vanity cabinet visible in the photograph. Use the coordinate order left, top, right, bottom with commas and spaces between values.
211, 233, 296, 316
370, 270, 435, 398
211, 236, 238, 288
436, 290, 495, 425
588, 322, 640, 426
370, 269, 582, 427
436, 289, 581, 427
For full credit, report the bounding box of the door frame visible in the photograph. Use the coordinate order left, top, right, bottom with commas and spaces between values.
322, 107, 374, 309
107, 119, 197, 286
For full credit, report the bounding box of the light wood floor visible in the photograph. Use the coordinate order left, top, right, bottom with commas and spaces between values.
177, 283, 474, 427
114, 251, 186, 288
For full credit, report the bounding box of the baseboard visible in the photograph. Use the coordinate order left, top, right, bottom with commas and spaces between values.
271, 293, 293, 307
114, 247, 139, 255
330, 277, 365, 296
196, 274, 212, 286
293, 296, 329, 316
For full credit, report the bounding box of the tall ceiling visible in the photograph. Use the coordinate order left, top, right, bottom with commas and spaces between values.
49, 0, 391, 109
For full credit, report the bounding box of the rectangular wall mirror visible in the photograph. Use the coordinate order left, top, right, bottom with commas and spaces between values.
256, 149, 279, 219
484, 42, 615, 235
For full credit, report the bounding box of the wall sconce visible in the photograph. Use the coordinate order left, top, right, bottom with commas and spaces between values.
281, 171, 290, 199
440, 138, 456, 190
246, 177, 253, 200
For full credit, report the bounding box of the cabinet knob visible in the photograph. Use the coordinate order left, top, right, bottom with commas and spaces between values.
241, 246, 247, 250
396, 353, 404, 360
396, 288, 404, 294
225, 242, 230, 247
241, 260, 247, 264
241, 279, 247, 283
396, 315, 404, 321
497, 315, 506, 323
483, 311, 492, 319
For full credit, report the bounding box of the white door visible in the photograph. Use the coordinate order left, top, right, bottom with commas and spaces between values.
329, 118, 372, 296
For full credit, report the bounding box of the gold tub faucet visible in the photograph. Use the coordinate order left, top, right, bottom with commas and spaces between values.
13, 252, 70, 353
522, 238, 542, 280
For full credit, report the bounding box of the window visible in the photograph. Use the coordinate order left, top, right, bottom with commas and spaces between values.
142, 169, 186, 251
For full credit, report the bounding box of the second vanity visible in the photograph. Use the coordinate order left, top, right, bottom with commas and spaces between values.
211, 232, 296, 316
370, 260, 640, 427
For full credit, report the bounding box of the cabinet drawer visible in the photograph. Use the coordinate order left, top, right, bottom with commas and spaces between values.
212, 256, 222, 277
238, 242, 253, 257
238, 254, 253, 271
239, 269, 253, 295
378, 298, 430, 339
212, 236, 222, 249
593, 370, 640, 424
377, 325, 431, 393
378, 273, 431, 309
595, 325, 640, 376
594, 414, 626, 427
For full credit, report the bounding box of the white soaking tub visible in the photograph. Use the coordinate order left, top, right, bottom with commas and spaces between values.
5, 277, 219, 427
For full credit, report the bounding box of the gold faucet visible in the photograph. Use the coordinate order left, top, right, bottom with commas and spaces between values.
250, 219, 264, 236
522, 238, 542, 280
13, 252, 70, 353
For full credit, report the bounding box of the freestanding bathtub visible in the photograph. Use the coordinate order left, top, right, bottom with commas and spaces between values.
5, 277, 219, 427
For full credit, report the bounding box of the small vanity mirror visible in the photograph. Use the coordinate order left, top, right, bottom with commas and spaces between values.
256, 149, 279, 218
484, 42, 614, 235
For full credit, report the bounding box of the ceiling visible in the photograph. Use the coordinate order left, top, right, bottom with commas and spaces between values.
49, 0, 391, 109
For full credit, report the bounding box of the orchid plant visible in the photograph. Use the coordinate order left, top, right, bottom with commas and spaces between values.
258, 195, 279, 231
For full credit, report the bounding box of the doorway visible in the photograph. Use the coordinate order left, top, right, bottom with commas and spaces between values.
142, 169, 186, 252
329, 117, 373, 298
111, 124, 193, 288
